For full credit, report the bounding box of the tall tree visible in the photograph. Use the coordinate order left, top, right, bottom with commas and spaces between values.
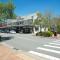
0, 0, 16, 27
0, 0, 16, 19
0, 2, 4, 18
33, 12, 43, 32
6, 0, 15, 19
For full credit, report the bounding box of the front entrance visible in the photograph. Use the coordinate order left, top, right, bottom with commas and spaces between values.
16, 27, 20, 33
22, 26, 33, 33
23, 28, 31, 33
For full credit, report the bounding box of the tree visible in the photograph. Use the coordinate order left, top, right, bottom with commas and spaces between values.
33, 12, 43, 32
54, 17, 60, 33
6, 0, 15, 19
45, 11, 53, 26
0, 0, 16, 27
0, 2, 4, 18
0, 0, 16, 19
40, 16, 48, 31
0, 2, 6, 26
34, 12, 51, 32
12, 14, 17, 19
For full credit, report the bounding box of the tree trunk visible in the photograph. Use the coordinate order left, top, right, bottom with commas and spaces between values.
40, 25, 41, 32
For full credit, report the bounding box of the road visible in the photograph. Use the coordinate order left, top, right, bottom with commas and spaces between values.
1, 33, 60, 60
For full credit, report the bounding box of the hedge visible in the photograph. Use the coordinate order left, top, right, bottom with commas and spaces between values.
36, 31, 53, 37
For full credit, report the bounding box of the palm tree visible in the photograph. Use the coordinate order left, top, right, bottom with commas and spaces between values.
33, 12, 43, 32
42, 16, 49, 31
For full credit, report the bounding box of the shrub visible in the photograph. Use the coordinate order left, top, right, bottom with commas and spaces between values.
36, 31, 53, 37
43, 31, 53, 37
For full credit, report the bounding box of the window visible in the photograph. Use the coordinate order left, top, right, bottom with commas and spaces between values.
19, 21, 24, 24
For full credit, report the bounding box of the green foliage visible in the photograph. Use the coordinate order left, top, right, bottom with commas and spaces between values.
34, 19, 40, 25
57, 25, 60, 33
43, 31, 53, 37
36, 31, 53, 37
0, 1, 16, 19
12, 14, 17, 19
33, 12, 42, 25
6, 1, 15, 19
36, 11, 42, 18
0, 2, 5, 18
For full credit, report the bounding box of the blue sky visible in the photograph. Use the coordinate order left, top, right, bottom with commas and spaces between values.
0, 0, 60, 16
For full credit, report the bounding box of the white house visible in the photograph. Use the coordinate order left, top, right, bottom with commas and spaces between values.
6, 13, 48, 33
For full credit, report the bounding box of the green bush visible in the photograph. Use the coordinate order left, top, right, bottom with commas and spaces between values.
43, 31, 53, 37
36, 31, 53, 37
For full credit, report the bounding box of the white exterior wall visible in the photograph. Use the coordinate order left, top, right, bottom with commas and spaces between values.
33, 26, 48, 34
7, 13, 48, 33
